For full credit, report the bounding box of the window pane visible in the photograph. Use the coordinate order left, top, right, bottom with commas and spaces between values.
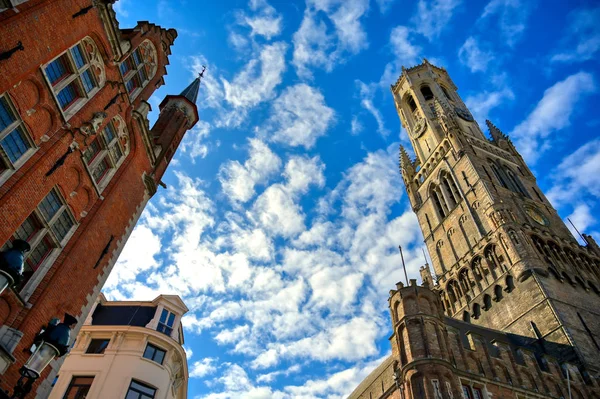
1, 125, 30, 163
462, 386, 472, 399
63, 376, 94, 399
125, 392, 140, 399
111, 144, 123, 163
27, 235, 52, 271
39, 190, 62, 221
137, 67, 148, 84
83, 139, 101, 164
130, 381, 156, 396
92, 158, 110, 183
80, 70, 96, 94
143, 345, 155, 360
0, 96, 16, 131
14, 215, 40, 241
51, 210, 74, 242
46, 56, 70, 85
154, 348, 165, 365
132, 50, 142, 66
167, 312, 175, 327
86, 339, 110, 354
104, 123, 116, 143
473, 389, 483, 399
56, 83, 80, 109
159, 309, 168, 324
70, 45, 86, 69
126, 78, 136, 93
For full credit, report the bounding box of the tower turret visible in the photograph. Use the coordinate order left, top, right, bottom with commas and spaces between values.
150, 72, 203, 179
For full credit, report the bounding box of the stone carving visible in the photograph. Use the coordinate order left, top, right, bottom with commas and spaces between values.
112, 114, 130, 154
81, 36, 106, 88
79, 112, 107, 135
139, 39, 158, 82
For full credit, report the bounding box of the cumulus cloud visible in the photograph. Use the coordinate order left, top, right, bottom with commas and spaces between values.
551, 6, 600, 63
356, 81, 390, 137
179, 120, 211, 162
292, 0, 370, 78
458, 36, 495, 73
219, 139, 281, 203
238, 0, 282, 39
262, 84, 335, 148
190, 357, 218, 378
465, 87, 514, 127
510, 72, 596, 164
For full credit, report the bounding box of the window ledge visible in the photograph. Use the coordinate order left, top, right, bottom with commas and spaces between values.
0, 146, 39, 187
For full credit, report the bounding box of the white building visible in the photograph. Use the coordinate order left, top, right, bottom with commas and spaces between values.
48, 294, 189, 399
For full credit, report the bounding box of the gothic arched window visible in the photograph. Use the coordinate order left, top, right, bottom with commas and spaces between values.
42, 36, 106, 119
406, 94, 417, 113
494, 285, 503, 301
505, 167, 530, 197
489, 161, 509, 189
120, 39, 158, 100
472, 303, 481, 319
462, 310, 471, 323
440, 85, 453, 101
421, 85, 434, 101
505, 275, 515, 292
483, 294, 492, 310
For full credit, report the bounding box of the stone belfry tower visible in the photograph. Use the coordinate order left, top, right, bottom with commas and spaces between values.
392, 60, 600, 372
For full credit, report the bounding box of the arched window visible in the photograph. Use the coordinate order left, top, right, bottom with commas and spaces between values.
447, 280, 462, 302
589, 281, 600, 295
483, 294, 492, 310
440, 171, 460, 208
430, 184, 448, 219
120, 39, 158, 100
82, 115, 129, 191
505, 167, 530, 197
505, 275, 515, 292
458, 268, 472, 293
42, 36, 106, 119
494, 285, 503, 301
462, 310, 471, 323
489, 162, 509, 189
484, 245, 501, 269
472, 303, 481, 319
548, 266, 561, 281
406, 94, 417, 113
421, 85, 434, 101
440, 85, 452, 101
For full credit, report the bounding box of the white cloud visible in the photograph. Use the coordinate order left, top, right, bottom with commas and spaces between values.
551, 7, 600, 63
565, 204, 597, 244
547, 138, 600, 207
375, 0, 395, 14
236, 0, 282, 40
464, 87, 514, 126
479, 0, 534, 47
179, 120, 211, 162
389, 26, 422, 67
412, 0, 463, 41
249, 185, 307, 238
263, 84, 335, 149
190, 358, 218, 378
214, 325, 251, 345
510, 72, 596, 164
283, 155, 326, 194
219, 139, 282, 203
292, 0, 370, 78
356, 81, 389, 137
350, 116, 363, 135
458, 36, 494, 73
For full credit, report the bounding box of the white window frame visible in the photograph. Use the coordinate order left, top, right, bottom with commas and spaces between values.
3, 187, 78, 301
0, 93, 37, 186
119, 39, 157, 101
41, 37, 105, 121
82, 117, 128, 194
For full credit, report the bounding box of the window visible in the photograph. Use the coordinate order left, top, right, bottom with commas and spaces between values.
143, 343, 166, 365
83, 119, 127, 189
62, 376, 94, 399
2, 188, 75, 290
157, 309, 175, 336
406, 95, 417, 113
120, 40, 157, 100
462, 385, 483, 399
421, 85, 434, 101
125, 380, 156, 399
0, 94, 34, 174
86, 338, 110, 354
42, 37, 105, 119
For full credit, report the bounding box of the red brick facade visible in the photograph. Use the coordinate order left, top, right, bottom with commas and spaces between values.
0, 1, 197, 396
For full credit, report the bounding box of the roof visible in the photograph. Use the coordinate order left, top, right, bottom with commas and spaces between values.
347, 355, 394, 399
91, 304, 157, 327
179, 76, 201, 104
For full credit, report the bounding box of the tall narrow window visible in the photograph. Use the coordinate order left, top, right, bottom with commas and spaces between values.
43, 38, 105, 119
421, 85, 434, 101
62, 376, 94, 399
82, 118, 127, 190
120, 39, 157, 100
406, 95, 417, 113
157, 309, 175, 336
2, 188, 76, 291
0, 94, 34, 176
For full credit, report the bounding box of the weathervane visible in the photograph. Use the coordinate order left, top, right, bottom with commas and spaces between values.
198, 65, 206, 80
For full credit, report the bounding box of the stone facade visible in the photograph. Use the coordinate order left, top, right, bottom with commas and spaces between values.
348, 60, 600, 398
0, 1, 199, 396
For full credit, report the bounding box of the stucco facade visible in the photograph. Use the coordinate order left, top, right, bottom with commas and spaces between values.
48, 294, 189, 399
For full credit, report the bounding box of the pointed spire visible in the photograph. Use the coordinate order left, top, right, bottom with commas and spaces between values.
399, 145, 414, 176
486, 120, 507, 143
179, 65, 205, 105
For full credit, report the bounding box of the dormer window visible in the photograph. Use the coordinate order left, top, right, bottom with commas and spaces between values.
157, 309, 175, 336
420, 85, 434, 101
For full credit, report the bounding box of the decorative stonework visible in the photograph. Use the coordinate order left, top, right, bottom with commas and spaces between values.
139, 39, 158, 82
81, 36, 106, 88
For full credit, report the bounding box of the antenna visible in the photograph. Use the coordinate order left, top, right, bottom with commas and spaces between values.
398, 246, 409, 286
567, 218, 588, 245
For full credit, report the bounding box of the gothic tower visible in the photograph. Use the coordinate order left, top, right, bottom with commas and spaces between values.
392, 60, 600, 372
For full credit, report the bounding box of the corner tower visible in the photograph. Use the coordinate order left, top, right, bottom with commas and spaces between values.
392, 60, 600, 372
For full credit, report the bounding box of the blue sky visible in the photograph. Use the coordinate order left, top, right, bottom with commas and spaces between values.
103, 0, 600, 397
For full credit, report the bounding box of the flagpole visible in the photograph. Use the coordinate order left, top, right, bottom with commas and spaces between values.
398, 246, 409, 286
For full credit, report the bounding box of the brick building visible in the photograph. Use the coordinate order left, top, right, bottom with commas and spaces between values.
0, 1, 200, 396
349, 60, 600, 398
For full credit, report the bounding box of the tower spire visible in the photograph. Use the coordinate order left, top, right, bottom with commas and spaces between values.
486, 119, 507, 143
399, 145, 414, 176
179, 65, 205, 105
